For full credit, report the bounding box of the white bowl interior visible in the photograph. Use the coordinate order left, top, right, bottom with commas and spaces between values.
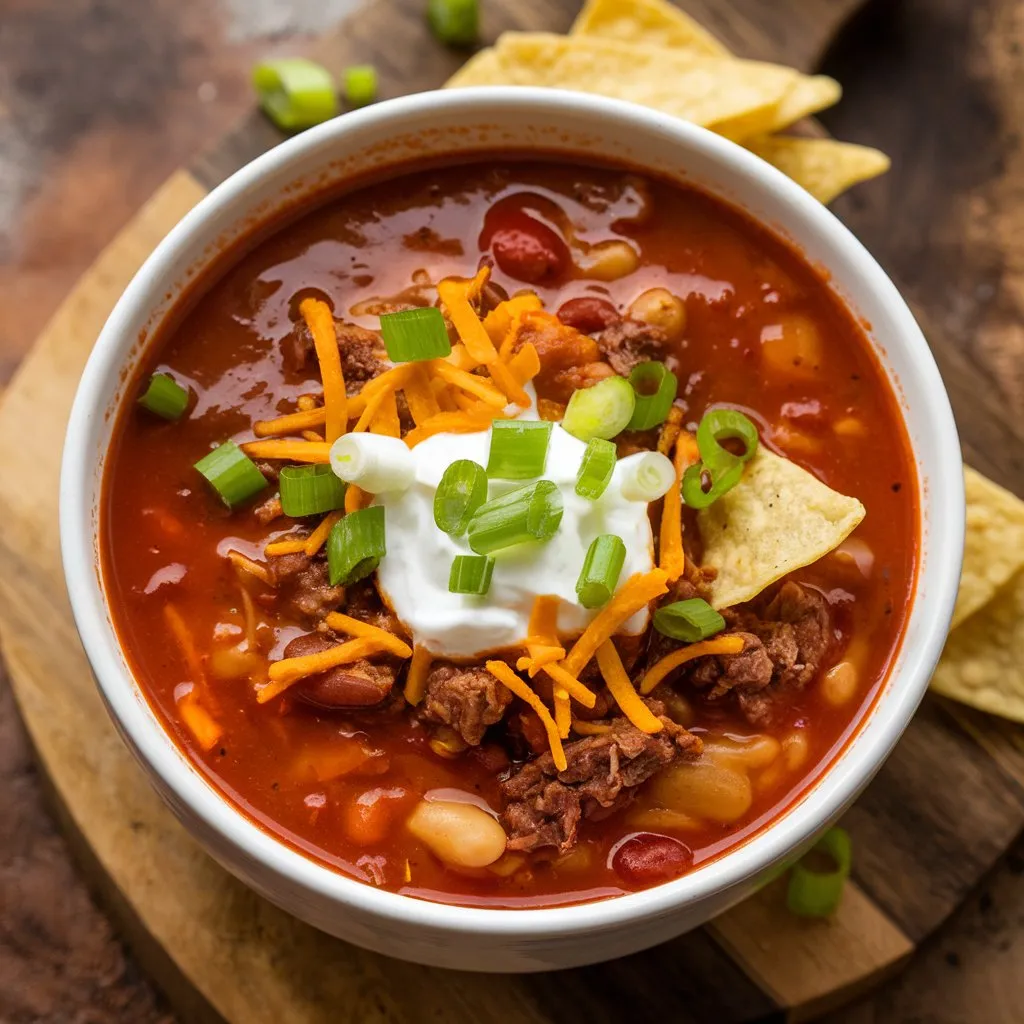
60, 89, 964, 970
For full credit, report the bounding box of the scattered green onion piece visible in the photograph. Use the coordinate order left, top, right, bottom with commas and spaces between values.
680, 458, 744, 509
467, 480, 563, 554
576, 535, 626, 609
448, 554, 495, 595
434, 459, 488, 536
619, 451, 676, 502
344, 65, 378, 108
486, 419, 553, 480
427, 0, 479, 46
327, 505, 386, 586
194, 441, 268, 509
786, 827, 852, 918
626, 362, 678, 431
575, 437, 617, 500
653, 598, 726, 642
562, 375, 636, 441
696, 407, 760, 474
138, 372, 189, 421
279, 465, 346, 517
379, 306, 451, 362
252, 58, 339, 132
330, 433, 415, 494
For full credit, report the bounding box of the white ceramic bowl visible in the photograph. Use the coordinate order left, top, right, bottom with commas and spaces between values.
60, 88, 964, 972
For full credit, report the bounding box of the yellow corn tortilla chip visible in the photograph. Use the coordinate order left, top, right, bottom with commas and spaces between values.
952, 467, 1024, 629
767, 76, 842, 134
453, 34, 798, 141
571, 0, 729, 57
698, 448, 866, 609
931, 570, 1024, 723
746, 137, 891, 204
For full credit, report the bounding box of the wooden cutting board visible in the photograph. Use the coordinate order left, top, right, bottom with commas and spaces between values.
4, 1, 1024, 1022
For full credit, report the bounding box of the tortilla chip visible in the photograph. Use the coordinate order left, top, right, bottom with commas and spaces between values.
444, 48, 505, 88
698, 449, 866, 609
767, 76, 842, 134
571, 0, 729, 57
952, 467, 1024, 629
931, 570, 1024, 723
458, 34, 798, 141
746, 137, 891, 204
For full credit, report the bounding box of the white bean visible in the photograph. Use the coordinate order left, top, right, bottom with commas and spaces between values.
576, 240, 639, 281
782, 730, 810, 771
628, 287, 686, 340
820, 661, 860, 707
648, 760, 752, 823
703, 734, 781, 772
406, 799, 507, 868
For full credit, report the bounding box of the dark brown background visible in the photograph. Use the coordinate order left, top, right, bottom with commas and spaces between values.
2, 0, 1023, 1021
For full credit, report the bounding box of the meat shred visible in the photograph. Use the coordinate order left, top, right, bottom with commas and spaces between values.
282, 317, 390, 392
500, 703, 702, 853
266, 552, 344, 623
595, 318, 667, 376
418, 663, 514, 746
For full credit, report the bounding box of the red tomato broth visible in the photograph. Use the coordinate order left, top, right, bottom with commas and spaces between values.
101, 158, 917, 908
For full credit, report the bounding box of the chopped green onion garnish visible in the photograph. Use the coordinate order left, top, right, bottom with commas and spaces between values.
575, 437, 617, 500
344, 64, 377, 108
627, 362, 678, 431
279, 465, 346, 517
467, 480, 563, 554
562, 375, 636, 441
619, 451, 676, 502
138, 372, 189, 421
486, 420, 553, 480
194, 441, 268, 509
786, 827, 852, 918
252, 58, 338, 132
576, 535, 626, 609
330, 433, 415, 494
449, 554, 495, 595
434, 459, 488, 536
680, 458, 744, 509
696, 407, 759, 474
379, 306, 451, 362
653, 598, 725, 642
427, 0, 479, 46
327, 505, 386, 585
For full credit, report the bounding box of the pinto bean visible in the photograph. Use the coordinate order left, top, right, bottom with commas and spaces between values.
284, 632, 395, 709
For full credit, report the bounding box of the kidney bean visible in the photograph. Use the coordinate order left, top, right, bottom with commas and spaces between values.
284, 632, 395, 709
556, 296, 620, 334
611, 832, 694, 886
481, 206, 571, 284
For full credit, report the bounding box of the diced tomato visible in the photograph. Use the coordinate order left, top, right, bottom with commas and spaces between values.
556, 296, 620, 334
611, 833, 694, 886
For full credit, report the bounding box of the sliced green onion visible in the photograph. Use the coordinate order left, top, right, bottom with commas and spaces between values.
434, 459, 488, 536
379, 306, 451, 362
576, 535, 626, 609
575, 437, 617, 500
427, 0, 478, 46
138, 372, 189, 421
786, 827, 852, 918
467, 480, 563, 554
449, 554, 495, 595
653, 598, 726, 642
327, 505, 386, 585
562, 376, 636, 441
279, 465, 346, 517
252, 58, 338, 132
627, 362, 678, 431
696, 407, 759, 474
486, 420, 553, 480
681, 458, 744, 509
344, 65, 377, 108
194, 441, 268, 509
329, 433, 415, 494
619, 451, 676, 502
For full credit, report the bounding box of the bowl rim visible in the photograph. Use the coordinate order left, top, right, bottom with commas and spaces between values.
60, 86, 964, 938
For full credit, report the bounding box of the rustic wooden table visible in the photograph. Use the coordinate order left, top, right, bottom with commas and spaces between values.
1, 1, 1022, 1021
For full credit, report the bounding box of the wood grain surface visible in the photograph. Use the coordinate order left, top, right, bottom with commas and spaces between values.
1, 0, 1023, 1022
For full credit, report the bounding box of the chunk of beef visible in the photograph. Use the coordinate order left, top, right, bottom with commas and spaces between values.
342, 578, 404, 635
595, 318, 667, 376
283, 632, 396, 709
253, 495, 283, 525
500, 704, 702, 853
418, 663, 514, 746
266, 552, 343, 623
282, 318, 390, 393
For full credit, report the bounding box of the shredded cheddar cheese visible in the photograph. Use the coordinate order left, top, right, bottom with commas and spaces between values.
595, 641, 663, 734
506, 342, 541, 386
302, 430, 325, 442
324, 611, 412, 658
659, 431, 699, 581
528, 595, 560, 645
438, 274, 498, 364
640, 634, 746, 695
485, 660, 567, 772
368, 388, 401, 437
487, 358, 531, 407
299, 297, 347, 442
572, 720, 613, 736
253, 406, 327, 438
430, 360, 507, 407
264, 537, 310, 557
404, 645, 433, 705
344, 485, 369, 514
553, 686, 571, 739
178, 695, 223, 750
538, 661, 598, 709
225, 550, 273, 587
241, 440, 331, 464
260, 636, 389, 703
303, 510, 343, 557
403, 364, 442, 425
446, 343, 479, 371
404, 410, 500, 447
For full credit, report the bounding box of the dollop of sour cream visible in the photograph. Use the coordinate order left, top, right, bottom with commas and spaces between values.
375, 412, 655, 658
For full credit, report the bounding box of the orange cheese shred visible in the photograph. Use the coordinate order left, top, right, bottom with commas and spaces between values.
553, 686, 571, 740
517, 644, 566, 678
253, 406, 327, 438
369, 388, 401, 437
264, 537, 310, 557
485, 660, 566, 772
323, 611, 413, 658
404, 410, 499, 448
303, 510, 343, 557
226, 550, 273, 587
484, 293, 544, 351
572, 720, 613, 736
639, 635, 746, 695
538, 661, 597, 709
241, 440, 331, 464
299, 297, 347, 443
659, 431, 699, 582
403, 365, 442, 425
260, 636, 389, 703
178, 696, 223, 751
344, 485, 369, 514
430, 359, 508, 408
446, 343, 479, 371
438, 274, 498, 364
595, 641, 663, 734
527, 595, 561, 645
506, 342, 541, 386
404, 645, 433, 705
302, 430, 325, 442
487, 358, 531, 408
563, 569, 669, 677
